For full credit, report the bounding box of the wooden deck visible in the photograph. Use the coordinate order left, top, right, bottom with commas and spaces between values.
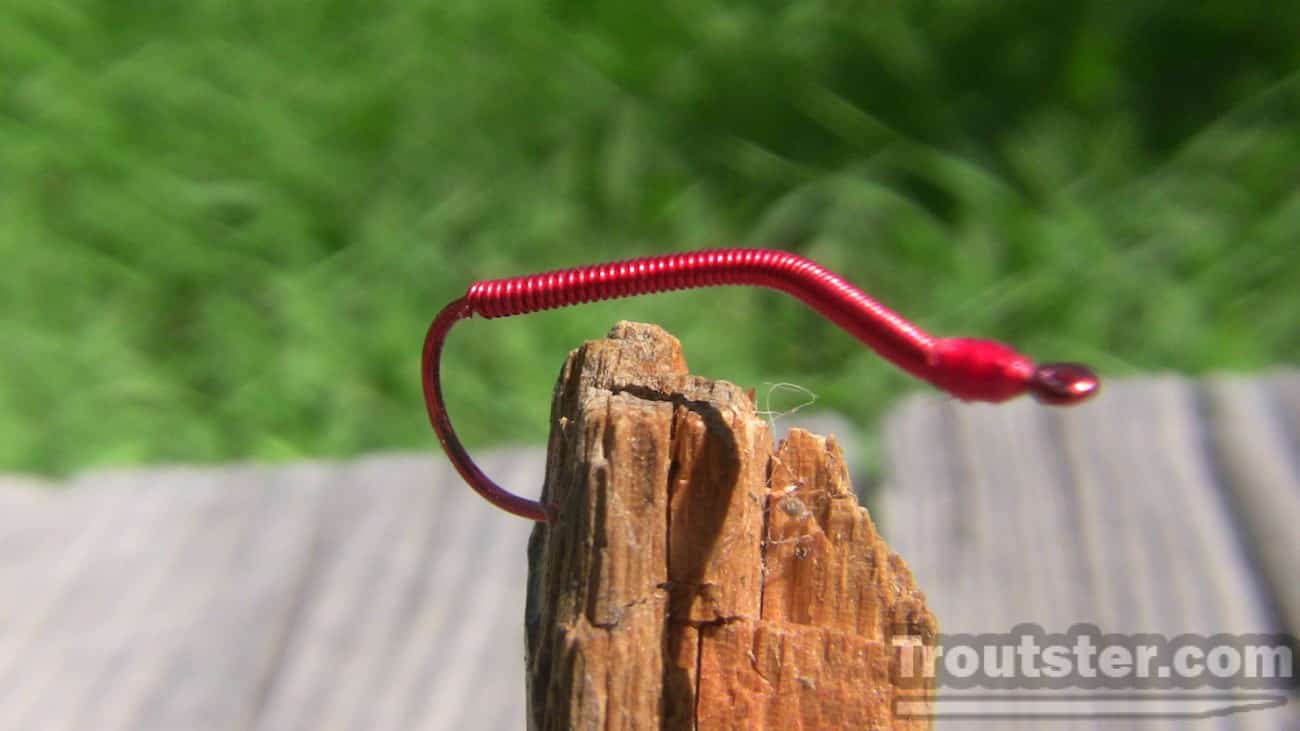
0, 372, 1296, 729
882, 372, 1299, 729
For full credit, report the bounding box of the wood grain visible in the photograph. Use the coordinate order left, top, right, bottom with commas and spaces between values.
525, 322, 935, 730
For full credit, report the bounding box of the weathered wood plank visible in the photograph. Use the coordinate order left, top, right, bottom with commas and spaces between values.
881, 375, 1299, 730
246, 452, 538, 731
0, 475, 49, 524
10, 465, 334, 731
391, 452, 535, 731
0, 454, 540, 731
1203, 373, 1300, 640
0, 470, 189, 731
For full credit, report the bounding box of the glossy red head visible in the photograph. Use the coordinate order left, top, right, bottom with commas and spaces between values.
927, 338, 1099, 406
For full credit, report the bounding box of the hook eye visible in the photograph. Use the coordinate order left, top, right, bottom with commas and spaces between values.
1029, 363, 1100, 405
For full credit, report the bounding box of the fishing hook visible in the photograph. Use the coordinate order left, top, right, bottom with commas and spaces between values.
422, 248, 1099, 522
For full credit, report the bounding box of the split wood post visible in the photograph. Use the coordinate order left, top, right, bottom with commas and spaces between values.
525, 322, 937, 730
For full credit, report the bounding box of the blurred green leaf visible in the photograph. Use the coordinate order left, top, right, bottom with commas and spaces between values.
0, 0, 1297, 478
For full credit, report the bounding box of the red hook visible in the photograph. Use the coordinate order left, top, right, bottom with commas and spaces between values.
422, 248, 1099, 522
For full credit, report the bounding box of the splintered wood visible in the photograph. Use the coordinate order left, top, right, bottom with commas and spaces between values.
525, 322, 936, 731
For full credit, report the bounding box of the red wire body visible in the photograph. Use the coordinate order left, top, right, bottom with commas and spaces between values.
467, 249, 937, 380
423, 248, 1098, 522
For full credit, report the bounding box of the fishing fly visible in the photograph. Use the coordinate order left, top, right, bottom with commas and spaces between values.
422, 248, 1099, 522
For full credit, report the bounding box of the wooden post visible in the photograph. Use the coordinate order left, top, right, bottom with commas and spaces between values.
525, 322, 937, 730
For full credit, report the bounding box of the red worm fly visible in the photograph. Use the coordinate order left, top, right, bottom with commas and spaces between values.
422, 248, 1099, 522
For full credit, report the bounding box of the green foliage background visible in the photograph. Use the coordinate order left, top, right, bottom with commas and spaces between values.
2, 1, 1297, 476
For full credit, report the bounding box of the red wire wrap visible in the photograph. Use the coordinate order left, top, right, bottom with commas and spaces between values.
423, 247, 1098, 522
466, 249, 936, 378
